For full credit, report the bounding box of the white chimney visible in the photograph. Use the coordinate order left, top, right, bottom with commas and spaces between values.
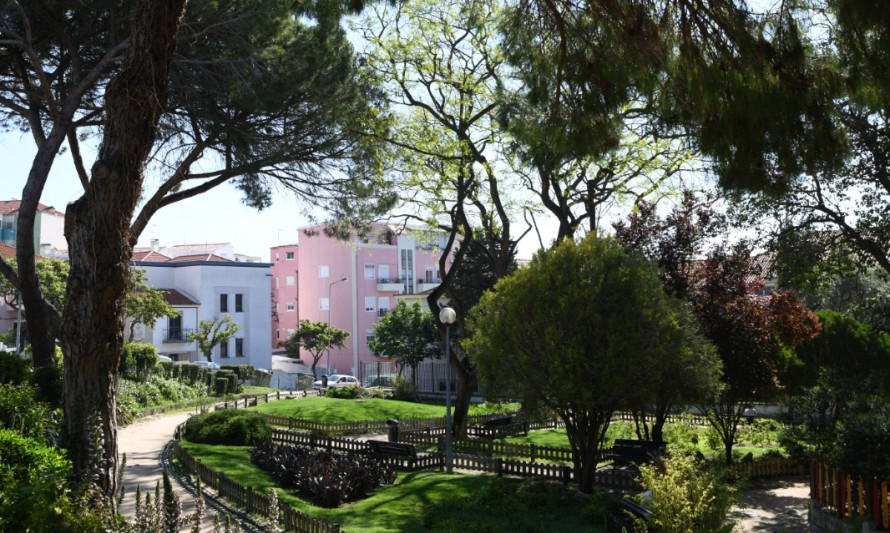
150, 239, 159, 252
39, 243, 51, 256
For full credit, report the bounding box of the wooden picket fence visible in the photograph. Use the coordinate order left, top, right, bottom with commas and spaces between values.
811, 458, 890, 529
171, 440, 341, 533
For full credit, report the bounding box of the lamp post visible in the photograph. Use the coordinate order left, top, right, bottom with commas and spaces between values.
439, 306, 456, 474
326, 276, 348, 375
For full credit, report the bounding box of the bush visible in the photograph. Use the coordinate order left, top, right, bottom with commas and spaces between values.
0, 349, 29, 385
0, 383, 58, 445
251, 442, 396, 507
326, 385, 361, 399
636, 446, 737, 533
390, 375, 417, 401
30, 364, 63, 408
184, 409, 272, 446
120, 342, 159, 379
221, 365, 254, 382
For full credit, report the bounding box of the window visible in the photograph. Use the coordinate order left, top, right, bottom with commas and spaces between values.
378, 264, 390, 282
286, 251, 294, 260
220, 341, 229, 358
364, 264, 375, 279
275, 278, 279, 288
365, 329, 375, 344
235, 294, 243, 312
319, 297, 329, 311
378, 297, 390, 316
168, 315, 182, 341
319, 265, 329, 278
286, 302, 295, 311
235, 338, 244, 357
286, 328, 295, 337
285, 275, 294, 286
275, 303, 279, 314
364, 296, 376, 312
276, 330, 280, 339
219, 293, 228, 313
424, 266, 436, 283
275, 253, 279, 261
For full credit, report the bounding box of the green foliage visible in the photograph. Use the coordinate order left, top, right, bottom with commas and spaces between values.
390, 375, 418, 401
636, 447, 737, 533
125, 268, 178, 341
0, 383, 58, 445
184, 410, 272, 446
325, 385, 362, 399
0, 350, 29, 385
117, 374, 212, 425
29, 364, 63, 409
120, 342, 160, 379
279, 319, 349, 377
468, 235, 715, 492
188, 314, 240, 362
369, 300, 438, 372
221, 365, 254, 382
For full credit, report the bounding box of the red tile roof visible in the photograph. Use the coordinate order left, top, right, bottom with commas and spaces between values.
168, 253, 232, 263
131, 250, 172, 262
0, 200, 63, 216
0, 243, 15, 260
160, 289, 199, 306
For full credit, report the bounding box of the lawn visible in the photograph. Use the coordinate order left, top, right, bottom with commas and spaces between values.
503, 420, 786, 461
247, 396, 518, 422
179, 441, 610, 532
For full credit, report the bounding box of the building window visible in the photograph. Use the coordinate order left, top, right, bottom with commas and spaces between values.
235, 338, 244, 357
275, 277, 279, 288
219, 293, 228, 313
220, 341, 229, 358
235, 294, 243, 312
276, 330, 280, 339
286, 302, 295, 311
285, 275, 294, 286
378, 297, 390, 315
286, 251, 294, 260
319, 264, 329, 278
365, 329, 375, 344
364, 296, 376, 312
275, 253, 279, 261
319, 297, 329, 311
168, 315, 182, 341
364, 264, 375, 279
275, 303, 279, 314
424, 266, 436, 283
378, 264, 390, 282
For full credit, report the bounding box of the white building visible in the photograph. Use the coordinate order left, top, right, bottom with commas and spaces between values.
130, 248, 273, 370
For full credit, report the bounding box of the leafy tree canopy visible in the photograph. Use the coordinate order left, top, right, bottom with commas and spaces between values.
279, 319, 349, 378
369, 300, 438, 374
188, 314, 240, 362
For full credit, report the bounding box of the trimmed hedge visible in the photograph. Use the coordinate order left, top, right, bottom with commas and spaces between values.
221, 364, 254, 382
184, 410, 272, 446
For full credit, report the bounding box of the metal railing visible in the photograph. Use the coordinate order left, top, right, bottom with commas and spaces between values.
163, 329, 194, 342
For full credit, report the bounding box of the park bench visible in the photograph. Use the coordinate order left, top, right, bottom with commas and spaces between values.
605, 497, 653, 532
366, 439, 418, 460
606, 439, 666, 466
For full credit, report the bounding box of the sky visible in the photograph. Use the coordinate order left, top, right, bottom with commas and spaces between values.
2, 132, 553, 263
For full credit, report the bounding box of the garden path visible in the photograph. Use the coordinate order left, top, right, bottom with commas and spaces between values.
118, 410, 255, 532
732, 475, 810, 533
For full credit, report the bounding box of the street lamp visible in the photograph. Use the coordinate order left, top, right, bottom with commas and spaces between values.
326, 276, 348, 375
439, 306, 457, 474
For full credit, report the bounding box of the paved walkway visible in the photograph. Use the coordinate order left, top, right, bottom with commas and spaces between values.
732, 476, 810, 533
118, 410, 258, 532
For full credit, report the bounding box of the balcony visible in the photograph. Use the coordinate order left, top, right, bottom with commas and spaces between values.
163, 329, 194, 343
377, 308, 391, 317
376, 278, 404, 292
417, 280, 440, 293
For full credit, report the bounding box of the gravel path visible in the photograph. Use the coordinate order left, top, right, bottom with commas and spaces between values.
732, 476, 810, 533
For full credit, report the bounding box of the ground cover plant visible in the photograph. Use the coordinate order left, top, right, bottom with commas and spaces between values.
250, 442, 396, 507
247, 396, 518, 422
178, 440, 608, 532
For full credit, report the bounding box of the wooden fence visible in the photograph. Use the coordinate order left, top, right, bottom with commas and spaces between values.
810, 458, 890, 529
171, 439, 341, 533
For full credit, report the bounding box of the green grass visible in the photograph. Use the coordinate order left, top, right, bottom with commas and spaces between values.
179, 441, 610, 532
247, 396, 516, 422
502, 421, 786, 461
239, 386, 280, 396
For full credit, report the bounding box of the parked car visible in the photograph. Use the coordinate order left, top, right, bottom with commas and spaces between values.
362, 375, 395, 388
157, 355, 173, 363
312, 374, 359, 389
191, 360, 221, 371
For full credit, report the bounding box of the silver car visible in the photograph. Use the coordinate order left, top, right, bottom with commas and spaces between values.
313, 374, 359, 389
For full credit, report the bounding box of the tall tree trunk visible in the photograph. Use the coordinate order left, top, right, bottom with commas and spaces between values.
449, 343, 477, 439
61, 0, 185, 498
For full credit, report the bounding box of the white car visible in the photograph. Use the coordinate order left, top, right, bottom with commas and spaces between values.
191, 360, 221, 370
313, 374, 359, 389
157, 355, 174, 363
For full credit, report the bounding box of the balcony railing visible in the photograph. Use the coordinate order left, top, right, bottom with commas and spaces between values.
376, 278, 405, 292
163, 329, 194, 343
378, 308, 391, 317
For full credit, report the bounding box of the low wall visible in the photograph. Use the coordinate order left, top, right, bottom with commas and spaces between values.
809, 501, 878, 533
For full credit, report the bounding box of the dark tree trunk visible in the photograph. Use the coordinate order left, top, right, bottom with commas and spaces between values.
449, 343, 477, 439
564, 410, 612, 494
61, 0, 185, 498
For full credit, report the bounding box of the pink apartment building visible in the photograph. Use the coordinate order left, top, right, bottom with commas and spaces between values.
270, 223, 452, 377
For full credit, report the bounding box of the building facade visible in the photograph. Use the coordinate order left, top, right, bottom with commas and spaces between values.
0, 200, 66, 255
131, 249, 273, 370
270, 223, 452, 377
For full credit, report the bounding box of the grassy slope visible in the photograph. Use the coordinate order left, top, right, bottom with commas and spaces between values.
247, 396, 513, 422
180, 441, 607, 533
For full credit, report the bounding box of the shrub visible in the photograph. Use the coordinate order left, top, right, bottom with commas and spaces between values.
30, 364, 63, 408
636, 446, 737, 533
0, 349, 29, 385
122, 342, 159, 379
251, 442, 396, 508
221, 365, 254, 382
390, 375, 418, 401
326, 385, 361, 399
0, 383, 58, 445
184, 410, 272, 446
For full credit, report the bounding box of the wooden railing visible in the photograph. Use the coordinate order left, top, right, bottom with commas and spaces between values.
810, 458, 890, 529
172, 440, 341, 533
